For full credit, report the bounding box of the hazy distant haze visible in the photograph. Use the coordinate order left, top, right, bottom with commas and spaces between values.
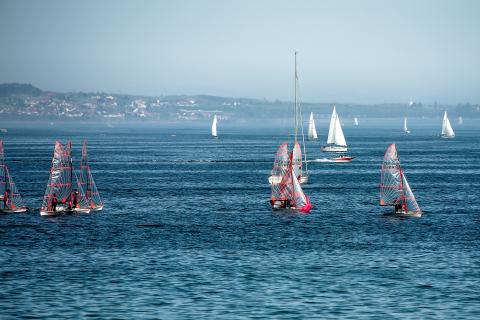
0, 0, 479, 104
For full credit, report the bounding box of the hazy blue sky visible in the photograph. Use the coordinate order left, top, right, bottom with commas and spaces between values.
1, 0, 479, 103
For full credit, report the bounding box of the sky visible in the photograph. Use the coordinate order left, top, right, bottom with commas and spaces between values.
0, 0, 479, 104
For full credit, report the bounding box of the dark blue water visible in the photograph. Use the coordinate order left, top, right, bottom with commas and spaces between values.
1, 121, 479, 319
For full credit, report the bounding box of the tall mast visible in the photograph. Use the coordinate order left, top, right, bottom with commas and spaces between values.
294, 51, 298, 143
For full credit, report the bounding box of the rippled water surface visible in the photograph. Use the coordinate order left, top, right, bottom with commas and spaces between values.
1, 121, 479, 319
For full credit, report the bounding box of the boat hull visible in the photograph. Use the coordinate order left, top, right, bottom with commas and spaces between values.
90, 205, 103, 211
383, 210, 422, 218
322, 145, 348, 152
330, 156, 355, 162
441, 134, 455, 139
40, 206, 91, 216
0, 207, 28, 214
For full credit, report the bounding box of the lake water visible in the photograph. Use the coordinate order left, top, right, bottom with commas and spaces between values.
1, 121, 479, 319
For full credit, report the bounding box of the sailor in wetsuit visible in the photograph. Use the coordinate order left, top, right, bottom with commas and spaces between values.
394, 201, 402, 214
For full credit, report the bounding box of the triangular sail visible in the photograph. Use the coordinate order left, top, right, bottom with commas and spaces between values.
79, 141, 103, 209
308, 112, 318, 140
354, 117, 359, 126
211, 115, 218, 137
74, 171, 90, 209
271, 143, 291, 201
326, 106, 347, 146
401, 173, 421, 214
380, 144, 402, 206
404, 117, 409, 132
441, 111, 455, 137
0, 141, 26, 210
292, 141, 302, 180
292, 167, 308, 209
41, 141, 73, 211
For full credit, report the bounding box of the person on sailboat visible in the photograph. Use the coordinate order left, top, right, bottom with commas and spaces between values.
394, 200, 402, 214
51, 193, 58, 212
3, 191, 8, 209
72, 191, 78, 209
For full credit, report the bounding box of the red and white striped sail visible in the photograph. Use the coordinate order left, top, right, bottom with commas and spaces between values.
0, 140, 26, 211
292, 141, 302, 180
271, 142, 291, 201
270, 142, 311, 213
79, 141, 103, 210
380, 144, 420, 214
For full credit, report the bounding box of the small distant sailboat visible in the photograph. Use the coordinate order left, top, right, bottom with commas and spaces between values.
380, 144, 421, 217
321, 106, 354, 162
270, 142, 312, 213
211, 114, 218, 138
40, 141, 91, 216
354, 117, 359, 126
458, 116, 463, 125
308, 112, 318, 140
79, 141, 103, 211
404, 117, 411, 134
441, 111, 455, 138
0, 140, 28, 213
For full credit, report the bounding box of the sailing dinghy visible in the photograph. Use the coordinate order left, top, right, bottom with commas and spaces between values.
79, 141, 103, 211
380, 144, 421, 217
354, 117, 359, 126
40, 141, 90, 216
269, 52, 309, 184
441, 111, 455, 138
0, 140, 28, 213
211, 114, 218, 138
270, 142, 312, 213
404, 117, 411, 134
308, 112, 318, 140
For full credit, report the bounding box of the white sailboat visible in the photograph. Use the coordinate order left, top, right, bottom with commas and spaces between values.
354, 117, 359, 126
308, 112, 318, 140
211, 114, 218, 138
441, 111, 455, 138
404, 117, 411, 134
458, 116, 463, 125
269, 52, 309, 184
322, 106, 348, 152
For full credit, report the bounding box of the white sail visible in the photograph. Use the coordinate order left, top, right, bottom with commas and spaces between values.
354, 117, 359, 126
326, 106, 347, 146
441, 111, 455, 138
458, 116, 463, 125
308, 112, 318, 140
404, 117, 411, 134
211, 114, 218, 137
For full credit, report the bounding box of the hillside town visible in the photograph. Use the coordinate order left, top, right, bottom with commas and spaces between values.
1, 83, 479, 121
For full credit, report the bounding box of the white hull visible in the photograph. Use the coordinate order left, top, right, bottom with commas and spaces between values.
404, 130, 411, 134
269, 175, 308, 184
0, 207, 28, 214
40, 206, 91, 216
90, 205, 103, 211
322, 145, 348, 152
384, 210, 422, 218
441, 134, 455, 139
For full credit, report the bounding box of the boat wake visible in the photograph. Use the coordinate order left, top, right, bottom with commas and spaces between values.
309, 158, 337, 163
